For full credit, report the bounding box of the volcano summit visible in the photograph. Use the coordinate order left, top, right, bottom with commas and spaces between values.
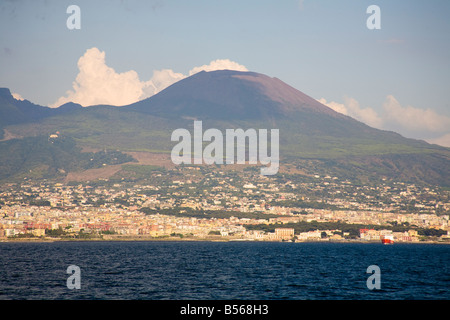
0, 70, 449, 185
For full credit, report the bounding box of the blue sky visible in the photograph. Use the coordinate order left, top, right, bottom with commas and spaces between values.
1, 0, 449, 146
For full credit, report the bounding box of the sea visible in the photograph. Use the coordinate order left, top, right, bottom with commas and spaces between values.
0, 241, 449, 300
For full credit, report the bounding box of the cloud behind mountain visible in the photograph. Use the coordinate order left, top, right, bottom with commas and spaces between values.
318, 95, 450, 148
51, 48, 248, 108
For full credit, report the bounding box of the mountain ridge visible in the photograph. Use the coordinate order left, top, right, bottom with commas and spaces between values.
127, 70, 346, 120
0, 88, 82, 131
0, 70, 449, 185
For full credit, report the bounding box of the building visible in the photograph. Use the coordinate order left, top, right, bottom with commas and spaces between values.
31, 228, 46, 237
297, 230, 322, 241
360, 228, 381, 241
275, 228, 295, 240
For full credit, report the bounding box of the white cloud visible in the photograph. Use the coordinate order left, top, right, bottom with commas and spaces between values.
51, 48, 248, 107
139, 59, 247, 100
317, 98, 348, 115
141, 69, 185, 99
188, 59, 248, 76
382, 95, 450, 133
319, 95, 450, 133
318, 95, 450, 148
51, 48, 143, 107
426, 133, 450, 148
12, 92, 24, 101
317, 96, 383, 129
345, 97, 383, 129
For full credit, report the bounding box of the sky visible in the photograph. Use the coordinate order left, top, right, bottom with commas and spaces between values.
1, 0, 449, 146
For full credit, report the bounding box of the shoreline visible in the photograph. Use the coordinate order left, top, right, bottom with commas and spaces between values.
1, 236, 448, 245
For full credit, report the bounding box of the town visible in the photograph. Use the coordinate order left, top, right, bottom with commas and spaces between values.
0, 163, 449, 243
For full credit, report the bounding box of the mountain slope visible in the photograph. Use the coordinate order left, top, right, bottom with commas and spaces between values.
0, 88, 82, 138
127, 70, 440, 152
0, 70, 449, 185
128, 70, 344, 120
0, 134, 135, 181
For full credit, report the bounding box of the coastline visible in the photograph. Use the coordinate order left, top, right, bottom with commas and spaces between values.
1, 236, 448, 245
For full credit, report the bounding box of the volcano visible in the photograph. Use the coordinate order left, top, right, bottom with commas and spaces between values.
128, 70, 344, 120
0, 70, 449, 185
126, 70, 417, 141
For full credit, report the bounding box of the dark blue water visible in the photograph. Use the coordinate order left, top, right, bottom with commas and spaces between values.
0, 241, 448, 300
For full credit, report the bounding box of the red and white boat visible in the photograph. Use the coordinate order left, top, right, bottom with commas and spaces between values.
381, 234, 394, 244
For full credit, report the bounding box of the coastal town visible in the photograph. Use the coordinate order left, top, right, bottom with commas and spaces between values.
1, 164, 449, 243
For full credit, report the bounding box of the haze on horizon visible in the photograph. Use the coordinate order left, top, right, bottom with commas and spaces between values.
1, 0, 449, 147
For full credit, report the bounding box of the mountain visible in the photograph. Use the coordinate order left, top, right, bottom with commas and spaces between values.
127, 70, 439, 154
127, 70, 379, 140
0, 88, 82, 137
128, 70, 338, 119
0, 70, 449, 185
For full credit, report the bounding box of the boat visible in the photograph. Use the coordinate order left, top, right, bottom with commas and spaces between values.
381, 234, 394, 244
